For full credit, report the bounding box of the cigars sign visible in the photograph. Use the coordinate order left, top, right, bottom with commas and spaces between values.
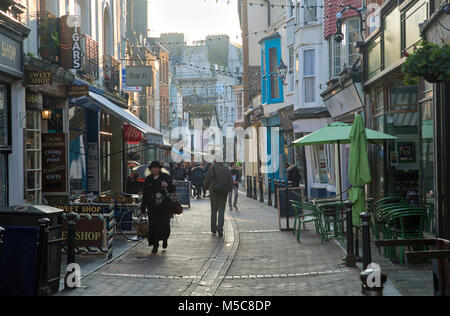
60, 15, 82, 70
42, 133, 67, 193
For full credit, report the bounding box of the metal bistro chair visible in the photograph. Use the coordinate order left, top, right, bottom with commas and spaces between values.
316, 202, 346, 243
386, 207, 427, 264
290, 200, 321, 243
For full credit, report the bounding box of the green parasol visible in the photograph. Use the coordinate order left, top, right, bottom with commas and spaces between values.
290, 121, 396, 203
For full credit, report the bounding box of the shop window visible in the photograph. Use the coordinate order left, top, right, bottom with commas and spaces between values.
401, 0, 428, 54
383, 7, 401, 68
0, 85, 8, 147
0, 85, 8, 207
303, 49, 315, 104
25, 111, 42, 205
310, 144, 335, 186
367, 36, 382, 79
100, 113, 111, 192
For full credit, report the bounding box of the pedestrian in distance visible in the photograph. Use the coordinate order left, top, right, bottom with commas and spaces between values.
228, 163, 240, 211
191, 164, 204, 199
205, 161, 233, 237
173, 163, 186, 181
285, 162, 301, 187
141, 161, 175, 254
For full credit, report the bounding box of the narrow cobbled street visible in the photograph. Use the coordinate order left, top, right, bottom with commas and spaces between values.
58, 194, 361, 296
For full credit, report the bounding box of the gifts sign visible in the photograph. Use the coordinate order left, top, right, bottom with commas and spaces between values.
42, 133, 67, 193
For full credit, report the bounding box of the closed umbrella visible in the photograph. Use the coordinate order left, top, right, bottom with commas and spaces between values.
348, 114, 372, 227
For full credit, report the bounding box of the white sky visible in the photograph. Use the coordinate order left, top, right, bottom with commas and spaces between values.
148, 0, 242, 44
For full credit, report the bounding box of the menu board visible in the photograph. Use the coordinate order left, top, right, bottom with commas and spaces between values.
175, 180, 191, 208
42, 133, 67, 193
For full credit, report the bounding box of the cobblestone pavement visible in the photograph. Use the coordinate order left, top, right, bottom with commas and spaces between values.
57, 193, 364, 296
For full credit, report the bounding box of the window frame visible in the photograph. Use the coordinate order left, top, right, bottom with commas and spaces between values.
25, 110, 42, 205
303, 48, 316, 105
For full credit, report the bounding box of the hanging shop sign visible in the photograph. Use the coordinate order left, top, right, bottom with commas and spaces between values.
67, 84, 89, 97
122, 69, 143, 92
42, 133, 67, 193
24, 70, 53, 85
125, 66, 152, 86
60, 15, 82, 70
123, 123, 143, 144
25, 91, 43, 111
0, 32, 22, 77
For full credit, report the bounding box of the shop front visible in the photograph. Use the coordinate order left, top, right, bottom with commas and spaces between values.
321, 70, 364, 198
23, 57, 74, 205
69, 89, 162, 196
289, 107, 331, 198
0, 11, 29, 207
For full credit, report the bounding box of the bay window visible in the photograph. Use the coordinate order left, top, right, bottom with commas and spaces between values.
288, 46, 294, 93
303, 49, 315, 104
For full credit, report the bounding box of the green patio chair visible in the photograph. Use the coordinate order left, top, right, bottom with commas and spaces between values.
290, 200, 321, 243
386, 207, 427, 264
316, 202, 346, 243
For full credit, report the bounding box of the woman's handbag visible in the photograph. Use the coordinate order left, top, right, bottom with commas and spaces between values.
136, 214, 149, 238
168, 191, 184, 215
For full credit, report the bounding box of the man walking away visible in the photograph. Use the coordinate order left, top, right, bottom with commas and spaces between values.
228, 163, 240, 211
205, 161, 233, 237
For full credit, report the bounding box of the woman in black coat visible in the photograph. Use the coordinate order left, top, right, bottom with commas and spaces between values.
141, 161, 175, 253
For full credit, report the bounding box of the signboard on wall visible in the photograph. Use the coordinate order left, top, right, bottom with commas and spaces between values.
123, 124, 142, 144
67, 85, 89, 97
0, 32, 22, 77
62, 216, 104, 248
24, 71, 53, 85
42, 133, 67, 193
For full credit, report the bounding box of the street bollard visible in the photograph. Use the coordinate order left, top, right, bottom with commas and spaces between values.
360, 269, 387, 296
65, 212, 77, 290
259, 176, 264, 203
246, 176, 250, 197
267, 178, 273, 206
249, 176, 253, 199
274, 180, 279, 209
36, 218, 52, 296
344, 201, 356, 268
360, 212, 372, 270
253, 176, 257, 200
285, 180, 290, 230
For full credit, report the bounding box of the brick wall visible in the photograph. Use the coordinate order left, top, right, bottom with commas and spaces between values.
324, 0, 363, 39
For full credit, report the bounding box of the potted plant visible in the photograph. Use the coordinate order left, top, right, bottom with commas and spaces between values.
402, 41, 450, 85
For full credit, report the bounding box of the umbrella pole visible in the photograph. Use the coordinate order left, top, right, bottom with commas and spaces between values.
338, 142, 344, 217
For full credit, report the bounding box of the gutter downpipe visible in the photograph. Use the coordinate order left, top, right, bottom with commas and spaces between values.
264, 0, 271, 27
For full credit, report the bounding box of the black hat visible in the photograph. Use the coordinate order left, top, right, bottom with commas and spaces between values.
149, 161, 161, 169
